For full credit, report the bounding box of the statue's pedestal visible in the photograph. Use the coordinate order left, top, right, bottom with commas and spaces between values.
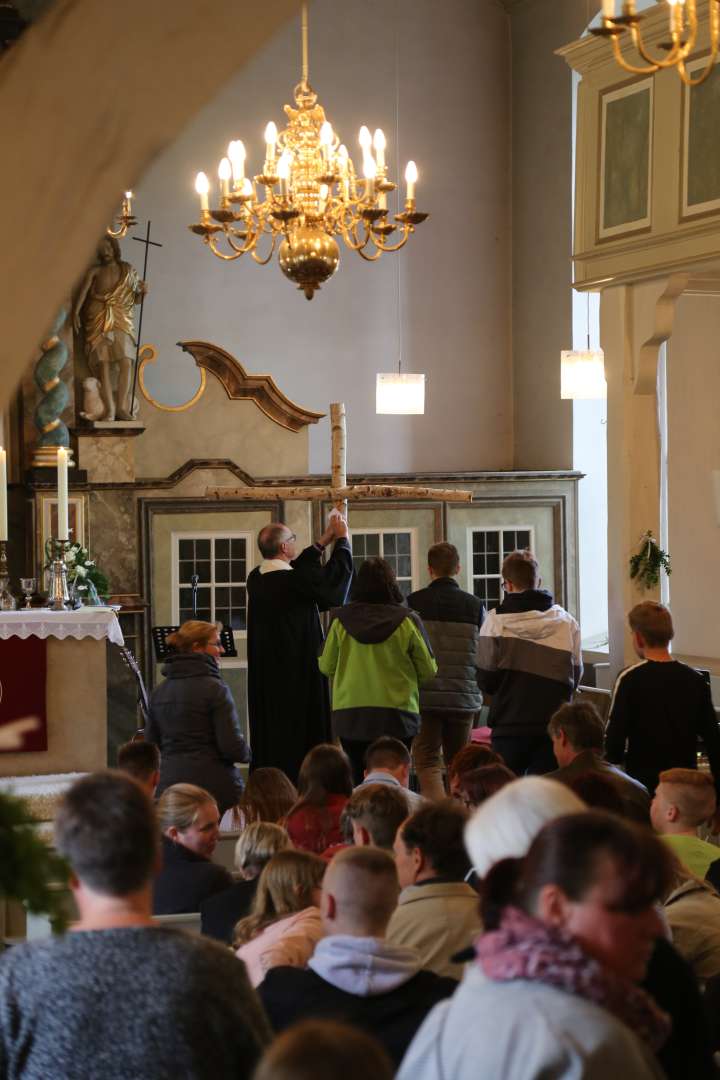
73, 423, 145, 484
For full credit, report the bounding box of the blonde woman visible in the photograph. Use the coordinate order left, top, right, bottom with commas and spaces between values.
153, 783, 232, 915
234, 850, 326, 987
201, 822, 292, 944
146, 620, 249, 813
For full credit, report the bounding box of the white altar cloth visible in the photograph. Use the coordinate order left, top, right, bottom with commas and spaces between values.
0, 609, 124, 646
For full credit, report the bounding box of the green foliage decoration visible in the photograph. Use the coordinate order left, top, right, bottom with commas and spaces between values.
629, 531, 672, 591
44, 539, 110, 603
0, 791, 70, 934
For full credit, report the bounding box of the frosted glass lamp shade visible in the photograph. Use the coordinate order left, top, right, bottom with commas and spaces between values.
376, 373, 425, 414
560, 349, 606, 400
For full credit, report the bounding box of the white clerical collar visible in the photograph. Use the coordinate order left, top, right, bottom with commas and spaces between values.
259, 558, 293, 574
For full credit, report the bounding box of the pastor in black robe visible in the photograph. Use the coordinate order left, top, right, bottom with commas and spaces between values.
246, 537, 353, 782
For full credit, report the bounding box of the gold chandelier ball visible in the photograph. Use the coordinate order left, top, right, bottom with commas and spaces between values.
278, 226, 340, 300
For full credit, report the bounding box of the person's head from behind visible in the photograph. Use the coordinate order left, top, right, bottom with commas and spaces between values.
547, 701, 605, 768
464, 776, 586, 880
55, 771, 158, 905
234, 821, 292, 881
394, 801, 470, 890
293, 744, 353, 810
254, 1020, 393, 1080
427, 541, 460, 581
234, 850, 326, 946
456, 763, 515, 810
350, 557, 403, 605
482, 812, 673, 982
116, 739, 160, 796
345, 783, 409, 850
321, 846, 399, 937
364, 736, 412, 788
628, 601, 674, 658
501, 549, 539, 594
166, 620, 222, 658
234, 767, 297, 827
258, 522, 297, 563
651, 768, 716, 835
566, 772, 625, 817
157, 783, 220, 859
448, 743, 505, 798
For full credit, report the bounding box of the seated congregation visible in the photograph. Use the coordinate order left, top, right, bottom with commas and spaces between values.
3, 546, 720, 1080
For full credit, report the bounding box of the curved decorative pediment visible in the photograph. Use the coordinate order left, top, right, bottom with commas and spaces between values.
178, 340, 324, 432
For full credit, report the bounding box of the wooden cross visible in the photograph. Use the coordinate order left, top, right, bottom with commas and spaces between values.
206, 402, 473, 507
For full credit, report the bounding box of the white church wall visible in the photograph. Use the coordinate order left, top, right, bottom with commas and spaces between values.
125, 0, 513, 476
666, 293, 720, 667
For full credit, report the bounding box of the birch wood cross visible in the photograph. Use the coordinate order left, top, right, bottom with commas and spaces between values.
206, 402, 474, 506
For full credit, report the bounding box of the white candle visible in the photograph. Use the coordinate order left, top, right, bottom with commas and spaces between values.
602, 0, 615, 17
194, 172, 210, 212
373, 129, 386, 170
405, 160, 418, 202
57, 447, 69, 541
0, 448, 7, 542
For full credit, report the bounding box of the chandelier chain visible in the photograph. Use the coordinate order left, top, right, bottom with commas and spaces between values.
301, 2, 309, 86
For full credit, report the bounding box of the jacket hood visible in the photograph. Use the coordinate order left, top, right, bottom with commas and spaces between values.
308, 934, 422, 995
497, 589, 554, 615
493, 593, 572, 642
160, 652, 220, 680
331, 602, 409, 644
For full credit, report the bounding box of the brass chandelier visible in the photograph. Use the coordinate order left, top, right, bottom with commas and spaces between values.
189, 4, 428, 299
593, 0, 719, 86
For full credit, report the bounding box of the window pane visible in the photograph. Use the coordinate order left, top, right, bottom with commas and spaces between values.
366, 534, 380, 556
397, 556, 411, 578
195, 539, 211, 559
517, 530, 531, 550
178, 560, 194, 584
178, 540, 194, 560
230, 539, 247, 558
383, 533, 397, 555
231, 611, 246, 631
215, 539, 230, 558
194, 561, 211, 582
178, 588, 193, 611
215, 587, 230, 607
230, 587, 246, 610
398, 579, 412, 599
473, 554, 484, 576
179, 607, 193, 623
196, 608, 211, 622
351, 535, 365, 556
215, 608, 230, 629
486, 532, 499, 554
231, 560, 246, 582
397, 533, 411, 555
196, 587, 211, 609
215, 560, 230, 583
473, 531, 484, 554
486, 554, 499, 575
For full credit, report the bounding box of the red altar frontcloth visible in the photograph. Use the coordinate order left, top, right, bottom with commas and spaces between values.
0, 636, 48, 752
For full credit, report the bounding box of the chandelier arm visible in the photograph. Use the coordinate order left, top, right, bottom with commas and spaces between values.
355, 245, 385, 262
627, 23, 687, 69
301, 2, 309, 85
339, 223, 373, 252
678, 45, 720, 86
206, 235, 248, 262
223, 229, 259, 255
250, 234, 279, 265
368, 229, 412, 254
610, 32, 665, 75
107, 222, 129, 239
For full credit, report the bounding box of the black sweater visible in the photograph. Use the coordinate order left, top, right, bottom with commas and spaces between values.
153, 835, 232, 916
259, 965, 456, 1067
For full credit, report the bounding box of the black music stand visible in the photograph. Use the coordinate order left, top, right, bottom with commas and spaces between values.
150, 625, 238, 661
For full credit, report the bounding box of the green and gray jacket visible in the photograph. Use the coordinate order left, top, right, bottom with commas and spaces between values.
319, 602, 438, 741
407, 578, 485, 714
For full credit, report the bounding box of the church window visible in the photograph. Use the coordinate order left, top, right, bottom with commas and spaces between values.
173, 533, 252, 632
350, 530, 415, 597
469, 527, 534, 609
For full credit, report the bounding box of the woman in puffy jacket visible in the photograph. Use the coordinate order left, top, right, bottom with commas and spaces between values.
146, 620, 249, 813
319, 558, 437, 785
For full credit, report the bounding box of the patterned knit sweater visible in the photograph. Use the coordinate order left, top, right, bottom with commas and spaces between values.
0, 926, 271, 1079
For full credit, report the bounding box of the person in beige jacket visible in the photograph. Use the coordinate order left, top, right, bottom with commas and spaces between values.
388, 802, 481, 979
663, 863, 720, 983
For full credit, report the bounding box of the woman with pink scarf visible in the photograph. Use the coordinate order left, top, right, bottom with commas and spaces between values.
398, 811, 672, 1080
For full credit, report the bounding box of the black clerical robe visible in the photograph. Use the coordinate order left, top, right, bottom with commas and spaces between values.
246, 538, 353, 782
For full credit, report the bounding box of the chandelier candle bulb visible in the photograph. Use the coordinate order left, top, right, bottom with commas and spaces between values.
602, 0, 615, 16
218, 157, 231, 199
359, 125, 372, 151
264, 121, 278, 172
242, 177, 254, 200
56, 446, 69, 542
373, 129, 386, 170
405, 160, 418, 202
228, 140, 246, 187
0, 448, 7, 543
194, 171, 210, 212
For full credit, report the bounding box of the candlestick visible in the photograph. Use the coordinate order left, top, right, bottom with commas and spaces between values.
0, 448, 7, 542
57, 446, 69, 542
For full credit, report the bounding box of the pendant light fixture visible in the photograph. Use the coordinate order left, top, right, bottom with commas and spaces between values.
561, 292, 606, 400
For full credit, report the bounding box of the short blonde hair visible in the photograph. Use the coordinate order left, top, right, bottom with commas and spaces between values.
166, 620, 220, 653
234, 821, 292, 874
658, 769, 716, 827
157, 783, 217, 834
